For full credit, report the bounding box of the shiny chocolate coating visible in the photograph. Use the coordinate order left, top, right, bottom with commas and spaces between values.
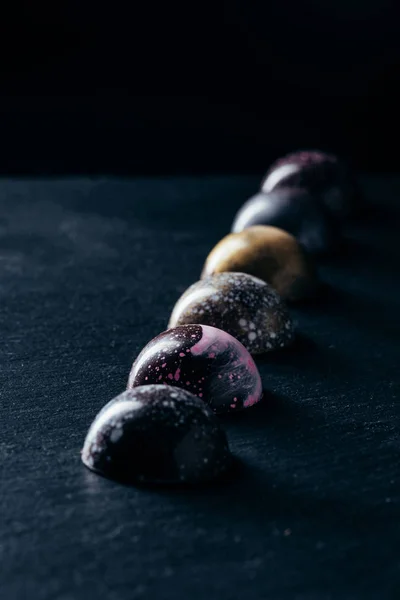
231, 188, 337, 254
201, 226, 317, 302
261, 150, 357, 219
128, 325, 263, 414
82, 386, 232, 484
168, 272, 294, 354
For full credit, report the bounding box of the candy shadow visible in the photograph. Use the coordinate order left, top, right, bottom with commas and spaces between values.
221, 391, 328, 459
254, 331, 352, 381
354, 200, 400, 230
83, 456, 241, 492
145, 445, 389, 543
195, 460, 395, 528
335, 237, 399, 272
300, 284, 400, 343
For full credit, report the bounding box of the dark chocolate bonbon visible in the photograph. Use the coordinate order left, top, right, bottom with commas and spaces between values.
261, 150, 357, 219
82, 385, 232, 484
232, 188, 337, 254
169, 272, 294, 354
128, 324, 263, 414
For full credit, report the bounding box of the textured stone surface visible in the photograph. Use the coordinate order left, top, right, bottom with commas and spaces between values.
128, 324, 263, 414
231, 188, 337, 254
261, 150, 358, 219
201, 225, 317, 302
82, 385, 232, 484
169, 272, 294, 354
2, 176, 400, 600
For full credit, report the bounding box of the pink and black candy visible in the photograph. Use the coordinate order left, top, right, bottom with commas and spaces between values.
81, 385, 232, 484
128, 324, 263, 414
231, 188, 337, 254
261, 150, 359, 220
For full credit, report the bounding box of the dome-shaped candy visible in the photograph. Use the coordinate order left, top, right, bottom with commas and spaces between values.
168, 272, 294, 354
201, 226, 317, 302
261, 149, 358, 219
82, 385, 232, 484
128, 325, 263, 414
231, 188, 337, 254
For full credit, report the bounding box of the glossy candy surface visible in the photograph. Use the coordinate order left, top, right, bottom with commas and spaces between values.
231, 188, 337, 254
169, 272, 294, 354
82, 385, 232, 484
201, 225, 317, 302
128, 325, 263, 414
261, 150, 357, 219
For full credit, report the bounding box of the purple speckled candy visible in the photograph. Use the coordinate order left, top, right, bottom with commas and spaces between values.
261, 150, 357, 220
128, 325, 263, 414
81, 385, 232, 484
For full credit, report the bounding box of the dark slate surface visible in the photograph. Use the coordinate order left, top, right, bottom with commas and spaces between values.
0, 176, 399, 600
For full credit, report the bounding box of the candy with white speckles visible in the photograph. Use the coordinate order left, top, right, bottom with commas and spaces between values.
81, 385, 232, 484
261, 150, 359, 220
201, 226, 317, 302
231, 188, 337, 254
168, 272, 294, 354
128, 325, 263, 414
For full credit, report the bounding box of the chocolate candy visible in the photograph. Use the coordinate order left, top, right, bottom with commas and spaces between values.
168, 272, 294, 354
261, 150, 357, 219
81, 385, 232, 484
231, 188, 337, 254
201, 225, 317, 302
128, 324, 263, 414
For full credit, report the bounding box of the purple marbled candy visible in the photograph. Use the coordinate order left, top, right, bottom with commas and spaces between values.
261, 150, 358, 219
128, 325, 263, 414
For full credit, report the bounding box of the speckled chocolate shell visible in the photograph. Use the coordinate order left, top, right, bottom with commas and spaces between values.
261, 150, 357, 219
231, 188, 337, 254
201, 226, 317, 302
128, 325, 263, 414
81, 386, 232, 484
168, 272, 294, 354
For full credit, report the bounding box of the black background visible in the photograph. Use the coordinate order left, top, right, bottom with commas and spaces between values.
0, 1, 399, 175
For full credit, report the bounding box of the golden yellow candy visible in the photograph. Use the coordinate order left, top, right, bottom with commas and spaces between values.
201, 226, 317, 302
